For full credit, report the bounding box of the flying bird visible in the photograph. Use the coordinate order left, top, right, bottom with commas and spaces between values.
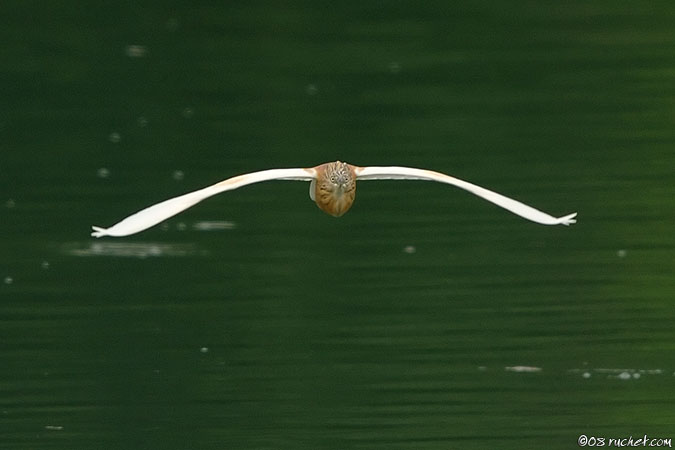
91, 161, 577, 237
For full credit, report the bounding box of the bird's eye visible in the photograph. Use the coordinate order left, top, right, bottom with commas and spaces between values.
330, 176, 337, 183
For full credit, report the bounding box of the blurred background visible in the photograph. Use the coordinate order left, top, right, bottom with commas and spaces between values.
2, 1, 675, 449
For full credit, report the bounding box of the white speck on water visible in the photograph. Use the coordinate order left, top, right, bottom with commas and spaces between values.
176, 222, 187, 231
137, 116, 148, 127
172, 170, 185, 181
305, 84, 318, 95
108, 132, 121, 143
632, 372, 641, 379
41, 261, 50, 270
200, 347, 209, 353
44, 425, 63, 431
182, 107, 194, 119
388, 61, 401, 73
3, 276, 13, 285
582, 372, 591, 379
403, 245, 416, 254
97, 168, 110, 179
617, 249, 627, 258
125, 44, 148, 58
5, 199, 15, 208
617, 371, 631, 380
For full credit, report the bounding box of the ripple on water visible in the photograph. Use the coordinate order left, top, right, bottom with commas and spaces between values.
505, 366, 542, 373
476, 366, 667, 380
124, 44, 148, 58
192, 221, 236, 231
108, 132, 121, 143
568, 367, 663, 380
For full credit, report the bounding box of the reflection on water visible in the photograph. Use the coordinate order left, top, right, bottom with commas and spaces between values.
63, 223, 235, 258
63, 242, 201, 258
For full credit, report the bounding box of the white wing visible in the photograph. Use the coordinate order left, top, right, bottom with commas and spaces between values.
355, 166, 577, 226
92, 168, 316, 238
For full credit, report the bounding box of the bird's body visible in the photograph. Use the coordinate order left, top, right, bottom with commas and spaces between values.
312, 161, 357, 217
91, 161, 576, 238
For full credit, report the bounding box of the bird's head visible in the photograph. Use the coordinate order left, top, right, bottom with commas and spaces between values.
326, 161, 354, 190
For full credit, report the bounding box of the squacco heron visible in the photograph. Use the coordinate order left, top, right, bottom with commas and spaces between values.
91, 161, 577, 237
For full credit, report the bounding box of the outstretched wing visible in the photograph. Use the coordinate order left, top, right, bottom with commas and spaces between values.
354, 166, 577, 226
92, 168, 316, 237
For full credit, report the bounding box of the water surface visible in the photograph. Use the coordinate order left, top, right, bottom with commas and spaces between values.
2, 2, 675, 449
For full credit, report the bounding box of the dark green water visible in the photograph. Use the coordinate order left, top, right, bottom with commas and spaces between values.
2, 2, 675, 449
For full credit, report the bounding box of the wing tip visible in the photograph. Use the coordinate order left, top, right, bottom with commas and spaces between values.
558, 212, 577, 226
91, 226, 108, 238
